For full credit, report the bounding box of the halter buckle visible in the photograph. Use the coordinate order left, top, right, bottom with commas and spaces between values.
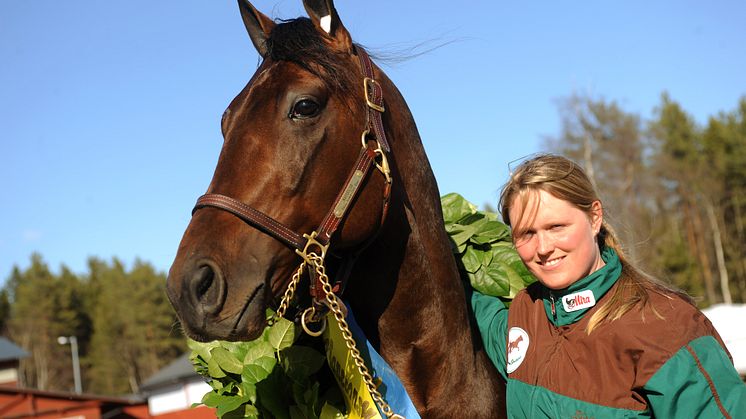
364, 77, 385, 112
362, 130, 392, 184
295, 231, 329, 262
373, 145, 392, 184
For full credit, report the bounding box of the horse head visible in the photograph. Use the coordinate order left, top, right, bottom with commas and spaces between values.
167, 0, 393, 342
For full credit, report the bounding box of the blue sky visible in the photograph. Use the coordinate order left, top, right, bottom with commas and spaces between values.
2, 1, 745, 280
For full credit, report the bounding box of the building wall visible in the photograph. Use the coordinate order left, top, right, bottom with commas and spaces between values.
1, 393, 101, 419
0, 390, 151, 419
0, 360, 21, 387
148, 380, 214, 417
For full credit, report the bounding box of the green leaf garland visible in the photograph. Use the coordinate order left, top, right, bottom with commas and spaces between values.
441, 193, 535, 300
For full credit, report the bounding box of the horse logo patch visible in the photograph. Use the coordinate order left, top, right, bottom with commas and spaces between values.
506, 327, 529, 374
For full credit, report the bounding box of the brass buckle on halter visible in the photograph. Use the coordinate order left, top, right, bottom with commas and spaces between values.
361, 130, 392, 184
364, 77, 385, 112
373, 143, 392, 184
295, 231, 329, 262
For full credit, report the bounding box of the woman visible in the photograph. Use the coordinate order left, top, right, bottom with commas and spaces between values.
471, 154, 745, 418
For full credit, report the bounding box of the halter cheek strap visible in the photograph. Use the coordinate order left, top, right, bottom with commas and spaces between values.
192, 47, 391, 292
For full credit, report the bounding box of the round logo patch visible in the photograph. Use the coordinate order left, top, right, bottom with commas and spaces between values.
506, 327, 530, 374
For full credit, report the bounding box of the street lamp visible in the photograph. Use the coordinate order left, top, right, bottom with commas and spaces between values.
57, 336, 82, 394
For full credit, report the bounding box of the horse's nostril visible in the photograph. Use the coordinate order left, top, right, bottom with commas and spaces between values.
195, 266, 214, 299
190, 262, 225, 314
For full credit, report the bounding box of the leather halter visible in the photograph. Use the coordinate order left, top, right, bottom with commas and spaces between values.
191, 48, 391, 294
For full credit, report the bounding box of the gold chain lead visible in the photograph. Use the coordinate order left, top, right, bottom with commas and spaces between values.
307, 253, 404, 419
271, 250, 404, 419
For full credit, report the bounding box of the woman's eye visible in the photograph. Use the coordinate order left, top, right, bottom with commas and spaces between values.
290, 99, 320, 119
515, 230, 534, 241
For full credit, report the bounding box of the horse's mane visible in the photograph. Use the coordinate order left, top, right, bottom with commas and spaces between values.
265, 18, 356, 93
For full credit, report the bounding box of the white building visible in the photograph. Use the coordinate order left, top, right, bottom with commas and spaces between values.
702, 303, 746, 377
140, 353, 214, 418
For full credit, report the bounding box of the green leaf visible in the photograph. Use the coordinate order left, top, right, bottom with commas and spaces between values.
200, 391, 220, 408
458, 212, 487, 226
211, 347, 244, 375
473, 221, 510, 243
188, 339, 220, 363
491, 242, 535, 286
240, 381, 257, 404
290, 381, 320, 419
281, 345, 325, 382
242, 356, 276, 384
461, 247, 483, 273
256, 369, 291, 419
207, 354, 227, 378
481, 245, 494, 266
244, 404, 260, 419
441, 192, 477, 223
448, 224, 478, 247
320, 402, 346, 419
216, 381, 237, 395
217, 393, 251, 418
506, 264, 530, 299
244, 339, 275, 364
469, 263, 510, 297
201, 391, 237, 409
268, 317, 296, 351
487, 260, 524, 299
220, 341, 249, 361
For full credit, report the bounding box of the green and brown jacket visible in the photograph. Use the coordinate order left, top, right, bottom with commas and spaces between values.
472, 248, 746, 418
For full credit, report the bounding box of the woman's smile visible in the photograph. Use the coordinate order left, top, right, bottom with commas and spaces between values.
539, 255, 565, 268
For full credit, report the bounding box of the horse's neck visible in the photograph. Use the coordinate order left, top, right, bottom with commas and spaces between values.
347, 81, 505, 417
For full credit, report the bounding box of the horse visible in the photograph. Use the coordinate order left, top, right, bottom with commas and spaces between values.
166, 1, 506, 417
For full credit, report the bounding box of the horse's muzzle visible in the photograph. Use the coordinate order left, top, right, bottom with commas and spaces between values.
167, 260, 229, 341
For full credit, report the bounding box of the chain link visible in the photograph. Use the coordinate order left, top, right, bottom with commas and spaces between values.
271, 250, 403, 419
271, 261, 305, 324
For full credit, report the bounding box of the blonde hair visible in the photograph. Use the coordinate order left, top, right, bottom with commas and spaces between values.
499, 154, 688, 333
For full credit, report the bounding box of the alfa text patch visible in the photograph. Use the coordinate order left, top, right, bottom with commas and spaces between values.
562, 289, 596, 312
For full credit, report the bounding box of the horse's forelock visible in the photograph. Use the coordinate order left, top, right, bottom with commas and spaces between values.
265, 17, 355, 93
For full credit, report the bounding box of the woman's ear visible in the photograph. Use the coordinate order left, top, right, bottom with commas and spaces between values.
590, 200, 603, 234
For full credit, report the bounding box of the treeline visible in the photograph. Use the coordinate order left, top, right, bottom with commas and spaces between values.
547, 92, 746, 305
0, 254, 185, 395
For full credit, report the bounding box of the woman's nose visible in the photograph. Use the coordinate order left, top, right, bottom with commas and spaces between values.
536, 231, 554, 255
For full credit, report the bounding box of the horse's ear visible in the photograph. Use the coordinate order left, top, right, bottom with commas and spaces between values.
302, 0, 353, 53
237, 0, 275, 57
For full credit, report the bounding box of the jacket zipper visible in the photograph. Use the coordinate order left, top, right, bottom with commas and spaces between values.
550, 293, 557, 322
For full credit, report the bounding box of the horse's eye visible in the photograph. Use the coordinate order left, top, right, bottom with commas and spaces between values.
290, 99, 320, 119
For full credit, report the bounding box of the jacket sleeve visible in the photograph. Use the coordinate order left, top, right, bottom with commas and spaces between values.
644, 335, 746, 418
470, 290, 509, 381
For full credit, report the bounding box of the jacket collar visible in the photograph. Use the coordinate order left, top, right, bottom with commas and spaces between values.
542, 247, 622, 326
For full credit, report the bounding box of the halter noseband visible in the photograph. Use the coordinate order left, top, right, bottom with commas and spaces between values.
191, 47, 392, 294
